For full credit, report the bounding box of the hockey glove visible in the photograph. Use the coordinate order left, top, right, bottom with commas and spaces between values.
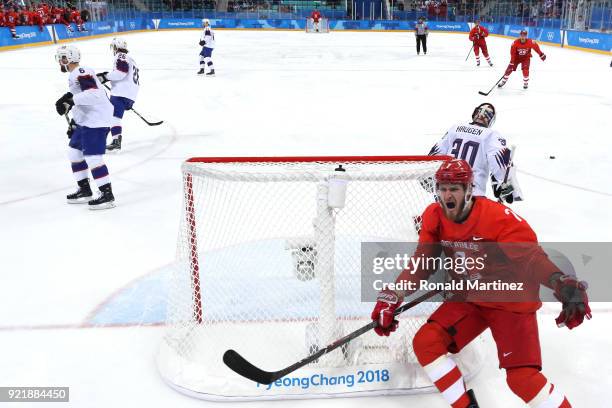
371, 290, 402, 336
551, 274, 591, 329
540, 53, 546, 61
96, 71, 109, 84
199, 40, 206, 46
55, 92, 74, 116
493, 182, 514, 204
66, 119, 76, 139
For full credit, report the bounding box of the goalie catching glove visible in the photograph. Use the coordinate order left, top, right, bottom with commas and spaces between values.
551, 273, 591, 329
371, 290, 403, 336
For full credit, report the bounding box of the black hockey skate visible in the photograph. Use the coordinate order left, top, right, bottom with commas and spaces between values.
67, 178, 93, 204
197, 68, 205, 75
88, 183, 115, 210
523, 83, 529, 89
467, 389, 480, 408
206, 69, 216, 77
106, 135, 122, 153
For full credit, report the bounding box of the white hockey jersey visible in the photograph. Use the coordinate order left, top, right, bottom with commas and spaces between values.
68, 66, 113, 128
429, 122, 522, 200
106, 52, 140, 101
200, 27, 215, 49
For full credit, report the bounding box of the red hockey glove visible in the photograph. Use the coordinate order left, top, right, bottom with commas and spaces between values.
540, 53, 546, 61
552, 275, 592, 329
371, 290, 402, 336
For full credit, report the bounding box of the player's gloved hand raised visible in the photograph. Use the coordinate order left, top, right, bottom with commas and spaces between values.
55, 92, 74, 116
66, 119, 76, 139
371, 290, 402, 336
96, 71, 109, 84
540, 53, 547, 61
551, 274, 592, 329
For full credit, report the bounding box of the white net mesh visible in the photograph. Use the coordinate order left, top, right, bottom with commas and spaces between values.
306, 18, 330, 33
157, 157, 484, 400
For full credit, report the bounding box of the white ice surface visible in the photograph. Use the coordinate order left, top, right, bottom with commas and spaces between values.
0, 29, 611, 407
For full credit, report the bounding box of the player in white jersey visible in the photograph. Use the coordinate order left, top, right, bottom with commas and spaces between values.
197, 19, 216, 76
96, 37, 140, 152
54, 45, 116, 210
428, 103, 523, 203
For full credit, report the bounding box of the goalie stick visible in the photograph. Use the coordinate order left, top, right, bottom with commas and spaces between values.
101, 83, 164, 126
223, 288, 441, 384
478, 73, 505, 96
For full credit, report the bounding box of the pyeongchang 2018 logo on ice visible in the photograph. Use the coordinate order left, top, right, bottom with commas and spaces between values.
578, 36, 599, 45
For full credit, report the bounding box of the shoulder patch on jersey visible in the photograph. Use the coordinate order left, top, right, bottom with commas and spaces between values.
494, 148, 512, 168
77, 75, 98, 91
116, 58, 129, 73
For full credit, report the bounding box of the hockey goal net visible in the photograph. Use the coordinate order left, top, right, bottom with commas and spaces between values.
157, 156, 484, 400
306, 17, 330, 33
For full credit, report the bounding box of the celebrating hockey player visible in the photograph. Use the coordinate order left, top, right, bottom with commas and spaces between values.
96, 37, 140, 152
498, 29, 546, 89
469, 19, 492, 67
371, 159, 591, 408
197, 19, 216, 76
311, 9, 322, 32
428, 103, 522, 203
55, 45, 116, 209
415, 16, 428, 55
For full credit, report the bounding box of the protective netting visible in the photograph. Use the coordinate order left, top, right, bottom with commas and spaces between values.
157, 157, 483, 400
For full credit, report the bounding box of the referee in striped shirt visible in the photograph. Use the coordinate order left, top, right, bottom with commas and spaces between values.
415, 17, 428, 55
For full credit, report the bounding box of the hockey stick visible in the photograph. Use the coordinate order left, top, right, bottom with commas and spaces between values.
478, 73, 505, 96
101, 83, 163, 126
223, 288, 441, 384
465, 44, 474, 61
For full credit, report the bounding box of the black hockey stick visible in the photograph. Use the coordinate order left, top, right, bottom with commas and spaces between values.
465, 43, 474, 61
101, 83, 163, 126
478, 73, 505, 96
223, 288, 441, 384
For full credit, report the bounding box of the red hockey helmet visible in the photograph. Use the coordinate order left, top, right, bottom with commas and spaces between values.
520, 29, 528, 36
435, 159, 474, 187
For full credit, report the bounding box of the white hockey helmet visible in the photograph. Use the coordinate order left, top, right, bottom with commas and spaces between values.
202, 18, 210, 27
110, 37, 128, 54
55, 45, 81, 65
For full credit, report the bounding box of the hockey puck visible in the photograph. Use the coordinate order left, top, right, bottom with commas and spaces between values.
549, 156, 556, 159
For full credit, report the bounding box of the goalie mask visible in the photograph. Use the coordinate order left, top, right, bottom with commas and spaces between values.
55, 45, 81, 72
472, 103, 496, 128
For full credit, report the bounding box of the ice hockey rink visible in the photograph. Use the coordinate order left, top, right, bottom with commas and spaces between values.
1, 28, 611, 407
